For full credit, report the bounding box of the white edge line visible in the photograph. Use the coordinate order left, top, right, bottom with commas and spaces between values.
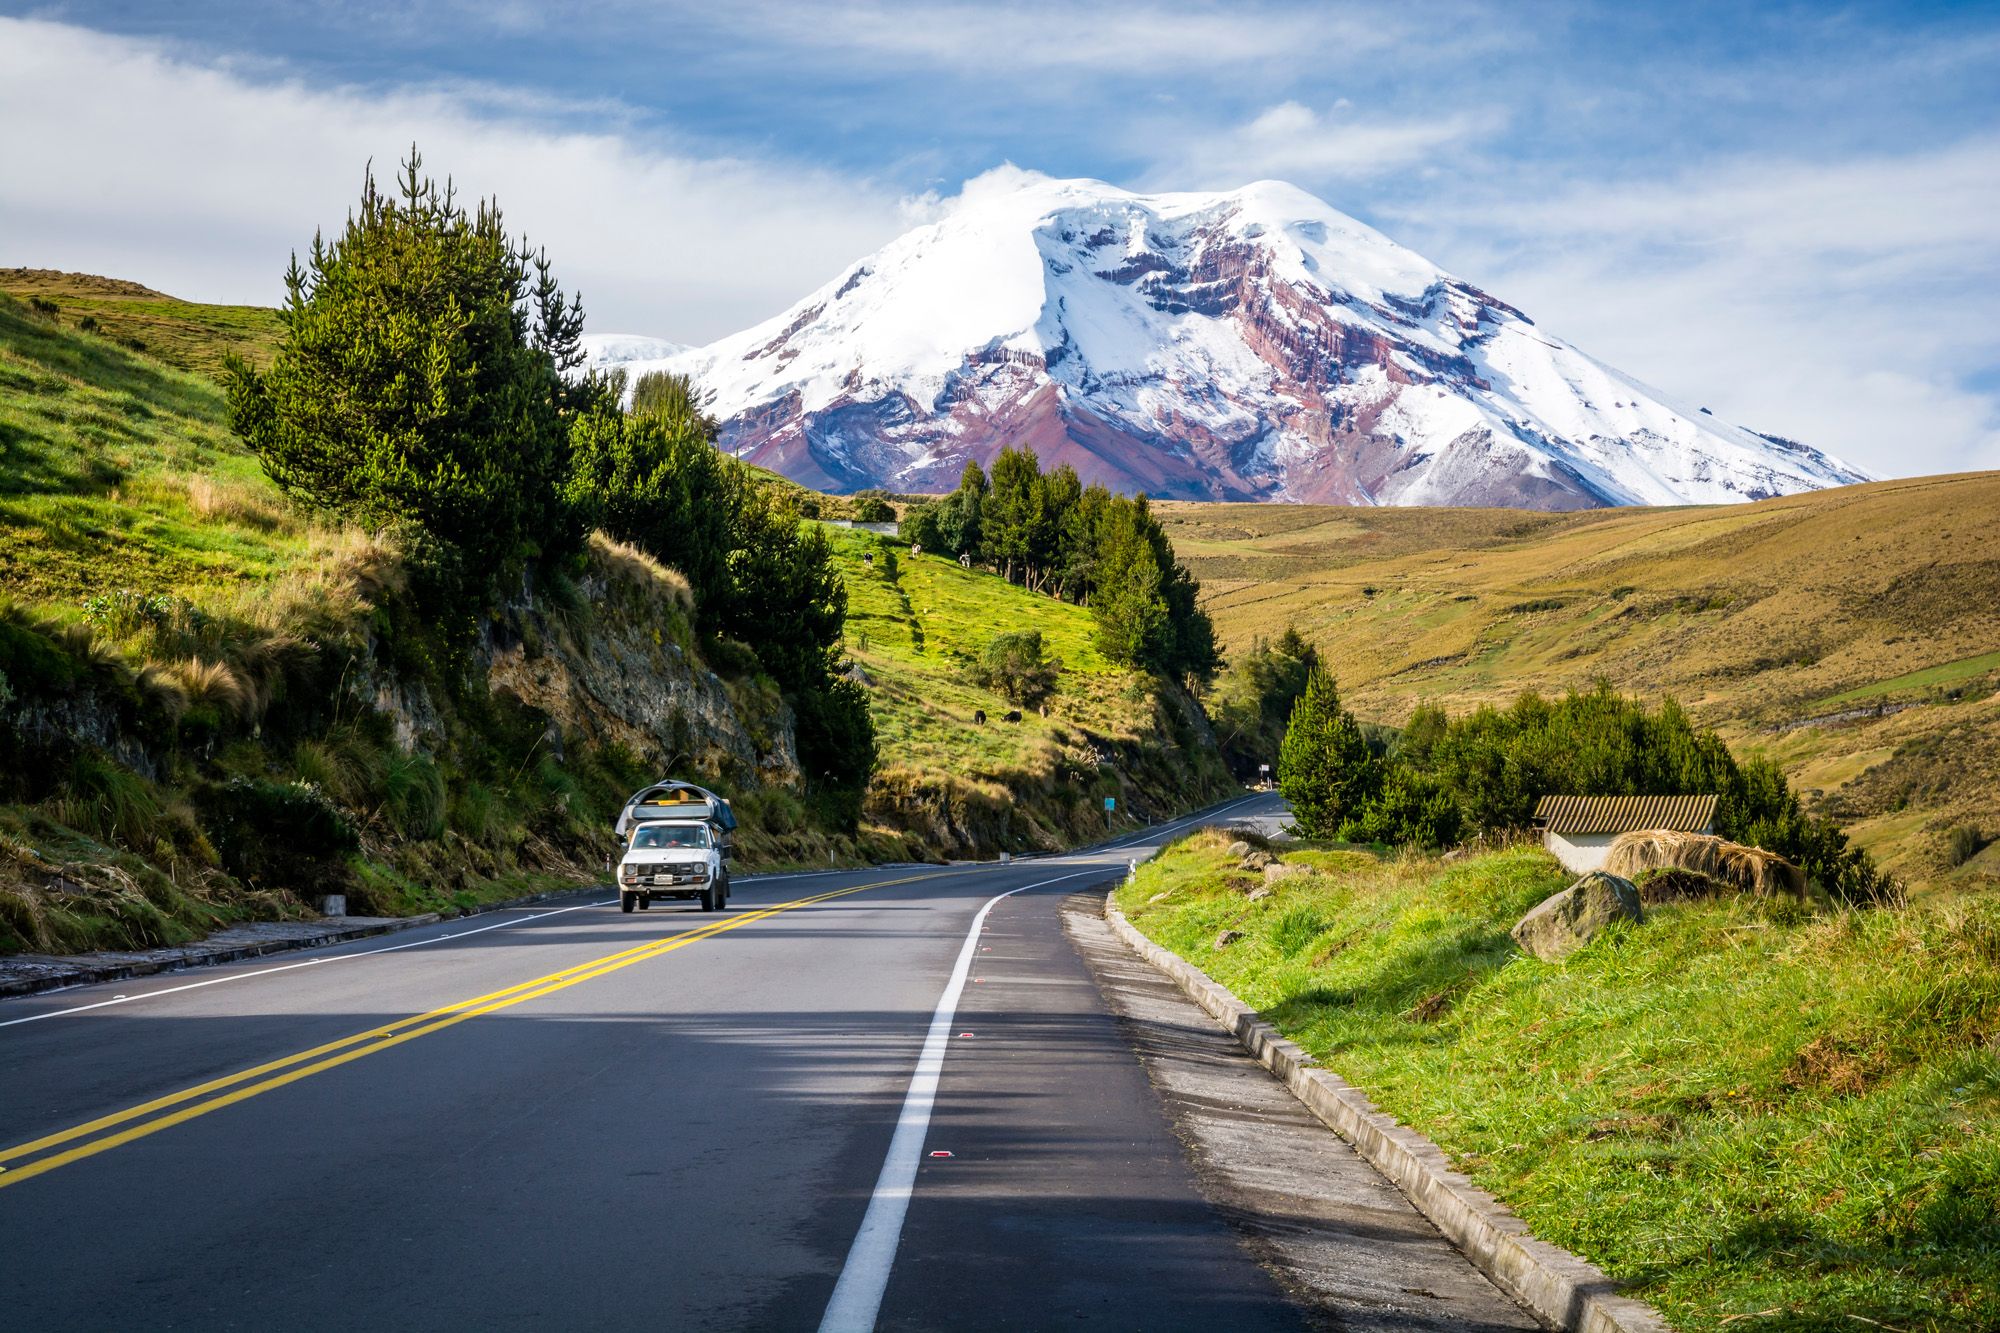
0, 899, 614, 1029
817, 868, 1099, 1333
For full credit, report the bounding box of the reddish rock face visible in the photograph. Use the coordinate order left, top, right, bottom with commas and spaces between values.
596, 176, 1868, 508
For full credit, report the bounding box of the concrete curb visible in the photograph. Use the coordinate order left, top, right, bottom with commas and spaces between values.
0, 881, 609, 1000
1103, 894, 1672, 1333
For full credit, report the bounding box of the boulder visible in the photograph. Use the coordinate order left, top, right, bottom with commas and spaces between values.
1510, 872, 1643, 962
1226, 840, 1251, 858
1247, 887, 1273, 902
1214, 929, 1243, 949
1240, 849, 1277, 871
1264, 862, 1305, 885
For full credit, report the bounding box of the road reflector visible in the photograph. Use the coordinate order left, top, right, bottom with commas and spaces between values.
928, 1151, 953, 1158
957, 1032, 973, 1038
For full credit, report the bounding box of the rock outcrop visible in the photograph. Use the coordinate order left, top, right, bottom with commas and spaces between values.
1511, 871, 1644, 962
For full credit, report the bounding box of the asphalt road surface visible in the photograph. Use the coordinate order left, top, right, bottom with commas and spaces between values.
0, 793, 1529, 1330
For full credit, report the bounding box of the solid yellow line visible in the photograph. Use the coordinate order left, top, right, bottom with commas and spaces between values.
0, 872, 933, 1190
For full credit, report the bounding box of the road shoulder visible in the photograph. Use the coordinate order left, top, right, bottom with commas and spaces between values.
1064, 894, 1545, 1333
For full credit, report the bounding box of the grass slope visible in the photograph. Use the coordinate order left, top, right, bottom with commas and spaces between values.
0, 269, 284, 381
1119, 832, 2000, 1331
0, 292, 307, 606
1160, 475, 2000, 889
823, 523, 1234, 850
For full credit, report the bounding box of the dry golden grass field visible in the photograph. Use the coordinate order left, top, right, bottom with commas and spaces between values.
1161, 473, 2000, 890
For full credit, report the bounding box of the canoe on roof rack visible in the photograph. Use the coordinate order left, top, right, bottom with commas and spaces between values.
615, 781, 737, 840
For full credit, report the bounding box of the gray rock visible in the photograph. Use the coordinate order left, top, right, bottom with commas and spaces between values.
1214, 929, 1244, 949
1241, 849, 1277, 871
1264, 862, 1305, 885
1510, 872, 1643, 962
1226, 840, 1252, 859
1247, 887, 1273, 902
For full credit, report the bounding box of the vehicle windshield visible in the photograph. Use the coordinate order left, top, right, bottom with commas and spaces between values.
630, 824, 710, 850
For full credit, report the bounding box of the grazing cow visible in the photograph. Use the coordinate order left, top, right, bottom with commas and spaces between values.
911, 542, 923, 557
958, 553, 972, 569
972, 709, 986, 725
1003, 710, 1023, 723
863, 552, 874, 568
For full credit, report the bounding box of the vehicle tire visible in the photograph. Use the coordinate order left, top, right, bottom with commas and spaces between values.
638, 893, 651, 911
699, 885, 717, 912
715, 874, 730, 911
619, 892, 635, 913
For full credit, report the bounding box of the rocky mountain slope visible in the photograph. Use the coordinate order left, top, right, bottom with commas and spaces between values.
584, 172, 1868, 508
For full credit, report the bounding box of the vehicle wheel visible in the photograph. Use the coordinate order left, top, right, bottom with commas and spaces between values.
619, 892, 635, 913
699, 885, 717, 912
719, 874, 730, 908
638, 893, 651, 911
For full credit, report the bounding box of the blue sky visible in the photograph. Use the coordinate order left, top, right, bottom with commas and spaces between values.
3, 1, 1997, 476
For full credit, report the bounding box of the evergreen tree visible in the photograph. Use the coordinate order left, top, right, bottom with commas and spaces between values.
1277, 665, 1376, 838
226, 147, 584, 583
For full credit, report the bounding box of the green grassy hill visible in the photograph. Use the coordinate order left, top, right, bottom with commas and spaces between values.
0, 277, 1236, 954
0, 269, 284, 381
823, 523, 1234, 852
0, 289, 307, 606
1160, 475, 2000, 891
1119, 831, 2000, 1331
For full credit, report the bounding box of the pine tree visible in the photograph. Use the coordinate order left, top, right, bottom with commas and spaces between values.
226, 146, 584, 585
1277, 664, 1376, 838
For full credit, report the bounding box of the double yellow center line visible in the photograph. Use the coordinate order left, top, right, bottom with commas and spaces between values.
0, 872, 932, 1191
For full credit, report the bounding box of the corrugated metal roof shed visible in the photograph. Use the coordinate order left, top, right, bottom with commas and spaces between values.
1533, 794, 1717, 835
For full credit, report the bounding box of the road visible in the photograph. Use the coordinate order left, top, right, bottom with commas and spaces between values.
0, 793, 1527, 1330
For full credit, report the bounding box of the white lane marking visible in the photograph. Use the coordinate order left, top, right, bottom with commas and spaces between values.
0, 863, 923, 1028
0, 899, 614, 1029
0, 795, 1269, 1031
817, 868, 1098, 1333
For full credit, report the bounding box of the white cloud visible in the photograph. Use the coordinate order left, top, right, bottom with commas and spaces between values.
1392, 139, 2000, 477
0, 17, 913, 342
691, 1, 1414, 76
1160, 100, 1484, 186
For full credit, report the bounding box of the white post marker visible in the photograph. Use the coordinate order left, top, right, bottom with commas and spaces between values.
817, 869, 1096, 1333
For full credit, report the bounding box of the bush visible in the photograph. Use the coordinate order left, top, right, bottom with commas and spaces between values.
851, 490, 896, 523
195, 777, 357, 894
972, 630, 1060, 707
1326, 682, 1894, 905
1944, 824, 1985, 868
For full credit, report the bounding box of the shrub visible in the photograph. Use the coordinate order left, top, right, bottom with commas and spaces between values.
851, 490, 896, 523
1944, 824, 1985, 869
27, 296, 57, 318
972, 630, 1061, 707
194, 777, 357, 893
77, 315, 100, 333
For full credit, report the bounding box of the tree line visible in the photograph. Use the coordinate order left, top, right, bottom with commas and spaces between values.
898, 448, 1219, 685
225, 149, 872, 820
1278, 672, 1894, 905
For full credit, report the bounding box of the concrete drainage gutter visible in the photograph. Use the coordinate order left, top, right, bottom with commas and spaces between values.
1104, 894, 1671, 1333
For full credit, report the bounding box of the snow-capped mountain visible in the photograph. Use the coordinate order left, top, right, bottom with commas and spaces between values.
581, 333, 688, 371
609, 172, 1868, 507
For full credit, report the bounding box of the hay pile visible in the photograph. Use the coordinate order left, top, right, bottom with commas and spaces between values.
1605, 829, 1806, 897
